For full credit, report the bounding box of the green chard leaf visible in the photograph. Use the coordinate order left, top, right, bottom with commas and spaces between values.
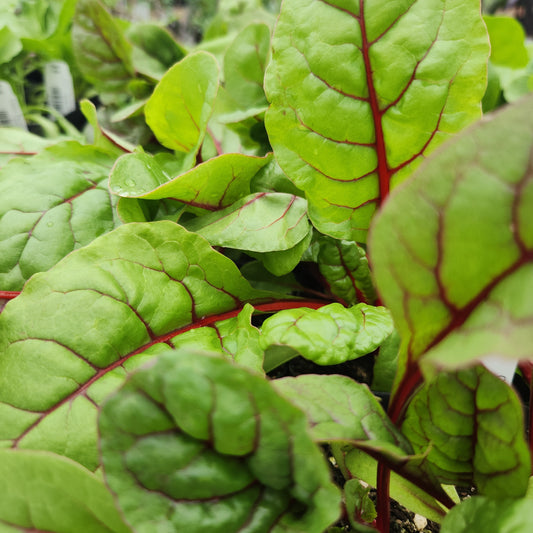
261, 303, 393, 368
0, 449, 132, 533
369, 94, 533, 374
72, 0, 134, 94
440, 495, 533, 533
144, 51, 219, 158
265, 0, 489, 241
316, 235, 376, 305
99, 350, 341, 533
0, 222, 271, 469
224, 23, 271, 111
185, 192, 310, 252
0, 143, 119, 291
402, 366, 530, 498
110, 150, 272, 210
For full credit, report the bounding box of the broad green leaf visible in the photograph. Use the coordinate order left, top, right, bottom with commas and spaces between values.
441, 496, 533, 533
371, 329, 400, 393
0, 142, 119, 291
484, 15, 528, 68
0, 222, 271, 469
224, 23, 270, 110
170, 304, 264, 373
369, 94, 533, 373
144, 51, 219, 156
186, 192, 310, 252
316, 235, 376, 305
72, 0, 134, 93
127, 23, 186, 80
265, 0, 489, 241
0, 127, 61, 158
110, 151, 272, 210
99, 350, 341, 533
273, 374, 409, 448
402, 366, 530, 498
240, 260, 305, 295
0, 449, 131, 533
262, 303, 393, 366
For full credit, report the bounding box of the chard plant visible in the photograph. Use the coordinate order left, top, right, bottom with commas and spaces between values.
1, 0, 533, 532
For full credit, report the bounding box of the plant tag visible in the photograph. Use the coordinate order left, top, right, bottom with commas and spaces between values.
0, 81, 27, 129
482, 356, 517, 384
44, 61, 76, 116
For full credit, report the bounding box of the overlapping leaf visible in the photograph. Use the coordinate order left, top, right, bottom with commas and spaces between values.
0, 222, 271, 469
72, 0, 134, 93
370, 94, 533, 373
0, 449, 131, 533
144, 51, 219, 156
402, 366, 530, 497
316, 235, 376, 305
186, 192, 310, 252
110, 151, 272, 210
265, 0, 489, 241
0, 142, 119, 291
99, 350, 341, 533
261, 303, 393, 367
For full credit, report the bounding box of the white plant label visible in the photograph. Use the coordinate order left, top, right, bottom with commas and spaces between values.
44, 61, 76, 116
0, 81, 27, 130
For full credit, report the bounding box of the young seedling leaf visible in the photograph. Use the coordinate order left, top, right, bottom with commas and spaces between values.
0, 143, 119, 291
110, 151, 272, 210
99, 350, 341, 533
265, 0, 489, 241
185, 192, 310, 252
262, 303, 393, 367
0, 222, 271, 469
144, 51, 219, 156
370, 94, 533, 373
402, 366, 530, 498
0, 449, 131, 533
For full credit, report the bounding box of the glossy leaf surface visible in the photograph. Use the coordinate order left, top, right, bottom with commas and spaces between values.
186, 192, 310, 252
110, 151, 272, 210
370, 94, 533, 373
0, 449, 131, 533
99, 350, 341, 533
0, 143, 118, 291
261, 303, 393, 365
0, 222, 270, 469
145, 51, 219, 155
265, 0, 488, 241
402, 366, 530, 497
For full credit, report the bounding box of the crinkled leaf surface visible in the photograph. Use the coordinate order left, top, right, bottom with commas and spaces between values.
441, 495, 533, 533
402, 366, 530, 497
316, 235, 376, 305
186, 192, 310, 252
0, 449, 132, 533
99, 350, 341, 533
224, 23, 270, 110
110, 151, 272, 210
261, 303, 393, 366
0, 222, 271, 469
145, 51, 219, 155
0, 142, 119, 291
274, 374, 408, 448
369, 94, 533, 373
265, 0, 488, 241
72, 0, 134, 92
